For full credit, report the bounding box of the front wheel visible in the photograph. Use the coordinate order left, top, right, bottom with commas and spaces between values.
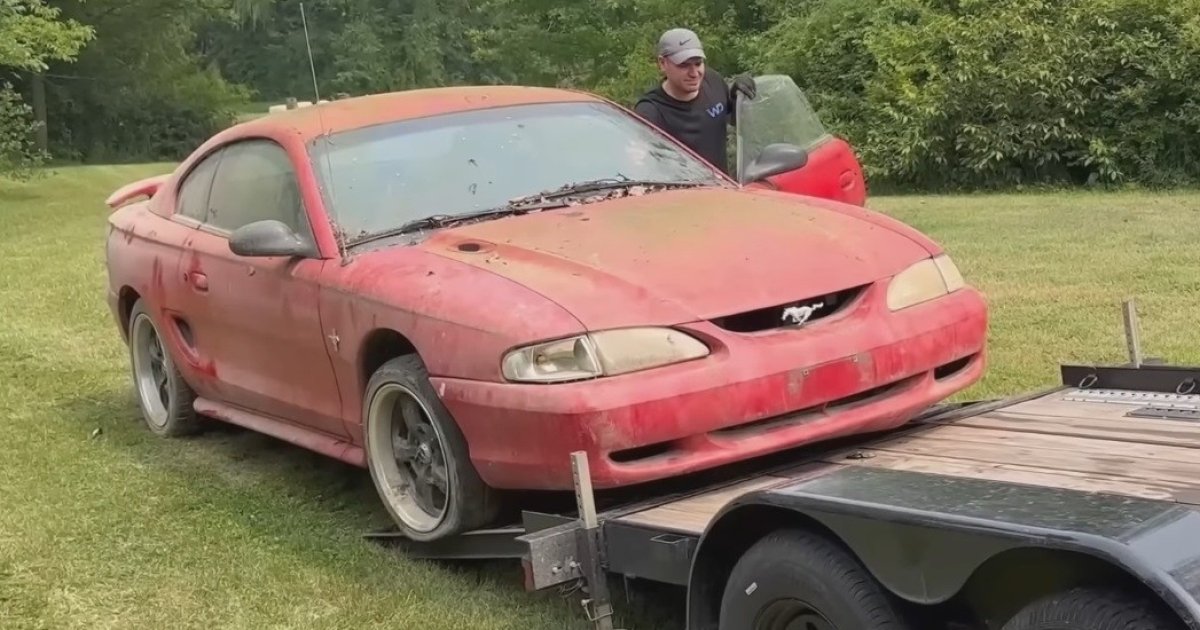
1001, 587, 1185, 630
719, 528, 914, 630
362, 355, 501, 541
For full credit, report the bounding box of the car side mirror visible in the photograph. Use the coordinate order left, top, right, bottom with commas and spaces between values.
228, 220, 312, 258
742, 143, 809, 184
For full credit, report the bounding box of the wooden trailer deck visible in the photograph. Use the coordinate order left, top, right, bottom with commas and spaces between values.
614, 386, 1200, 536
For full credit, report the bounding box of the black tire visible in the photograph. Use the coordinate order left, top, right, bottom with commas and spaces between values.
127, 299, 203, 437
1001, 586, 1185, 630
719, 528, 914, 630
362, 355, 502, 541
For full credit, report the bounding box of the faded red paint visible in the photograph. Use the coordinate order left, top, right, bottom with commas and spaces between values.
766, 137, 868, 206
431, 285, 987, 489
193, 397, 364, 467
105, 174, 170, 209
104, 84, 989, 493
426, 187, 936, 329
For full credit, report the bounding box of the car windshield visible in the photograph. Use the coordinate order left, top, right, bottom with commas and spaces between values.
307, 101, 729, 243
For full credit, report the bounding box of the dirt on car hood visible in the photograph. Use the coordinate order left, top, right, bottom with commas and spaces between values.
420, 187, 934, 330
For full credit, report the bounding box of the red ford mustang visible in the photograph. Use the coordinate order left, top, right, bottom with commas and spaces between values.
103, 77, 988, 541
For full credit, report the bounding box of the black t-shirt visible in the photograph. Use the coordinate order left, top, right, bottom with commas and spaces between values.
633, 69, 735, 173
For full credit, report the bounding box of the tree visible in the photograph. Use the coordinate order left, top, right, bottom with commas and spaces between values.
0, 0, 92, 71
0, 0, 92, 176
41, 0, 250, 162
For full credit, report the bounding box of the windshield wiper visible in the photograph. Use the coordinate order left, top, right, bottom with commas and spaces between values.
345, 177, 709, 249
346, 214, 456, 247
507, 176, 708, 207
346, 199, 572, 248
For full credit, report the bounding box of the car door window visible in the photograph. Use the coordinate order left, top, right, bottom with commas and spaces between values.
735, 75, 832, 183
175, 149, 223, 222
205, 139, 310, 238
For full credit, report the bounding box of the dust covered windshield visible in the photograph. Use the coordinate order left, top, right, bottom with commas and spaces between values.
308, 101, 729, 241
736, 75, 832, 182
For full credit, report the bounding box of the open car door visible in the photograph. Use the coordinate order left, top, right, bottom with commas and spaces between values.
735, 74, 867, 206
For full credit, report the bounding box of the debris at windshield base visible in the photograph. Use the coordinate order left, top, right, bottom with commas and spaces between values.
509, 180, 691, 209
346, 178, 704, 250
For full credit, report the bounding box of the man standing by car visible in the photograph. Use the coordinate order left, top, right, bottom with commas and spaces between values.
633, 27, 756, 175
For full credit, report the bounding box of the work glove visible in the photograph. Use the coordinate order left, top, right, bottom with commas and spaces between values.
731, 73, 757, 100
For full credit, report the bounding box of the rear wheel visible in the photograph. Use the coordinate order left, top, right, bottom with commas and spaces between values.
362, 355, 501, 541
127, 299, 202, 437
719, 528, 914, 630
1001, 586, 1185, 630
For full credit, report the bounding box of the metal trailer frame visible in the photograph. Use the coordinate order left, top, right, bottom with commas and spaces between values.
367, 301, 1200, 629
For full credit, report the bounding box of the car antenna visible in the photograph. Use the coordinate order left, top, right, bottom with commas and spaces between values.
299, 2, 350, 263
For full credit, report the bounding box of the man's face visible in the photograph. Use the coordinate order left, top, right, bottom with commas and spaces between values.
659, 56, 705, 94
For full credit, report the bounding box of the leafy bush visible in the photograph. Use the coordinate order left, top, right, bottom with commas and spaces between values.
0, 83, 45, 178
749, 0, 1200, 190
39, 0, 249, 163
47, 65, 248, 163
0, 0, 92, 177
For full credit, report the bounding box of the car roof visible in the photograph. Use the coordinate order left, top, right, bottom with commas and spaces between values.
232, 85, 605, 140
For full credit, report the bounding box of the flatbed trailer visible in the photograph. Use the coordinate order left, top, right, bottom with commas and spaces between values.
371, 305, 1200, 630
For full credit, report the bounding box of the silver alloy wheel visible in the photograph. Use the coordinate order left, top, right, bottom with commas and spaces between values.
131, 312, 171, 428
366, 383, 450, 533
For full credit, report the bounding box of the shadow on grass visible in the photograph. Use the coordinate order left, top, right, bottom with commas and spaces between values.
56, 386, 687, 628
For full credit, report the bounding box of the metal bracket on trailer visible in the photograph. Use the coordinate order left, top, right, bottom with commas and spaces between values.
1060, 299, 1200, 418
571, 452, 615, 630
517, 451, 618, 630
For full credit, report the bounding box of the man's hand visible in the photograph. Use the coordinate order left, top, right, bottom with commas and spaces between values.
731, 73, 757, 100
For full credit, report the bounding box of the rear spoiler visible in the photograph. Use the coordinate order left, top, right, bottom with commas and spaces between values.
105, 174, 170, 209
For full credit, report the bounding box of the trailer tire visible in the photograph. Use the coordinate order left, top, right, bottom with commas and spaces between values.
1001, 586, 1185, 630
363, 355, 501, 542
718, 527, 913, 630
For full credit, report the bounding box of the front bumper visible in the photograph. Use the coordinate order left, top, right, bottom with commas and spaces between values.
433, 284, 988, 490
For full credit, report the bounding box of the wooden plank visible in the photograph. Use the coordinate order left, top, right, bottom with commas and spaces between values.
1007, 392, 1181, 422
822, 450, 1198, 504
609, 390, 1200, 536
864, 433, 1200, 487
904, 423, 1200, 465
1004, 401, 1200, 438
925, 410, 1200, 450
614, 475, 793, 535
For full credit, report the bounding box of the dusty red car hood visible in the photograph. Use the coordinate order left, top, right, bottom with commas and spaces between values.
420, 187, 933, 330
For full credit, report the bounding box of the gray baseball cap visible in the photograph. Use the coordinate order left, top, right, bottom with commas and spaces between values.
656, 28, 705, 64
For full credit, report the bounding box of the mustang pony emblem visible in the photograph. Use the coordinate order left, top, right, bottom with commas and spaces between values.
781, 303, 824, 327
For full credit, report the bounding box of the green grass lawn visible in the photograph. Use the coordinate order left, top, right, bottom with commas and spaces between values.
2, 164, 1199, 629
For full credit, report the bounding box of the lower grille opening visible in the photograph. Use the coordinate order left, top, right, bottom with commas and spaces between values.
710, 284, 868, 333
709, 373, 920, 440
935, 355, 974, 380
609, 441, 677, 464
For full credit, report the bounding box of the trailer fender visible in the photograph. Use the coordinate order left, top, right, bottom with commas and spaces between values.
686, 467, 1200, 630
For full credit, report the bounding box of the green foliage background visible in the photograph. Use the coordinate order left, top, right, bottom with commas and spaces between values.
4, 0, 1200, 190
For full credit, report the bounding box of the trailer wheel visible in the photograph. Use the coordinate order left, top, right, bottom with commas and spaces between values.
362, 355, 501, 542
1001, 586, 1185, 630
128, 299, 203, 437
718, 528, 913, 630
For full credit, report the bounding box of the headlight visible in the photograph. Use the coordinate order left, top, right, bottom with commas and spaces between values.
502, 327, 710, 383
886, 254, 965, 311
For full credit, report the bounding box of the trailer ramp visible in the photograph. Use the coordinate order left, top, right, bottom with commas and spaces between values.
615, 382, 1200, 539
